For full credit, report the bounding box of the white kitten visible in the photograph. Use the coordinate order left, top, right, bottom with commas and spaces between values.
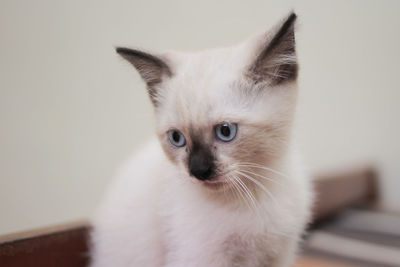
90, 12, 313, 267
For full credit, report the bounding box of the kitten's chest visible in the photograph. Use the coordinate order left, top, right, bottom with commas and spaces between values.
161, 199, 278, 266
161, 185, 274, 248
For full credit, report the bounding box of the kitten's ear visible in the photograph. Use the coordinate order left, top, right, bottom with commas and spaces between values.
248, 12, 298, 85
116, 47, 172, 105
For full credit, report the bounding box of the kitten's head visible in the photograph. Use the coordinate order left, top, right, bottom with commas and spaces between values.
117, 13, 298, 190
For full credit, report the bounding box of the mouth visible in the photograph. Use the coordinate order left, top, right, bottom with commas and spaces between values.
201, 177, 229, 190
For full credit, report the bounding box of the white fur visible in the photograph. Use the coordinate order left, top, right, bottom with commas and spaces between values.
91, 140, 311, 267
90, 16, 313, 267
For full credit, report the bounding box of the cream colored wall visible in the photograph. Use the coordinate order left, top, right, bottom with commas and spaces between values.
0, 0, 399, 235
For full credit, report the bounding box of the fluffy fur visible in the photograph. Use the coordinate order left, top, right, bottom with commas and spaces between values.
90, 12, 313, 267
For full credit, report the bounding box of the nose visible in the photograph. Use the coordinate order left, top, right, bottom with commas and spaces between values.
189, 152, 215, 181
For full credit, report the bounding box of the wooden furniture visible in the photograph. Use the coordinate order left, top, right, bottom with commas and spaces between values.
0, 222, 88, 267
0, 166, 378, 267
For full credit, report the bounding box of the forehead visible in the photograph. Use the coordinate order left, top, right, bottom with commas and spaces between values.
160, 51, 249, 127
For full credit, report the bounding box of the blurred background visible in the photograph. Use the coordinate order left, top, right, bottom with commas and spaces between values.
0, 0, 399, 235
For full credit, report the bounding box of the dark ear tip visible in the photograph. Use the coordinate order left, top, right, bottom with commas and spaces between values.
286, 11, 297, 25
115, 47, 129, 55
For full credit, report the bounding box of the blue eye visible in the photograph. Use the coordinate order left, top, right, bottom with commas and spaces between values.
215, 123, 238, 142
167, 130, 186, 147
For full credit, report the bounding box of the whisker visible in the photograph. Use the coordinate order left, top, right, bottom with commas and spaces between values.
229, 175, 263, 220
238, 169, 284, 187
233, 162, 288, 178
232, 175, 258, 214
232, 176, 256, 213
234, 170, 281, 209
227, 175, 248, 209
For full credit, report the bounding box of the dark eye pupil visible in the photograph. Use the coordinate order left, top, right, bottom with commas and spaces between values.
172, 131, 180, 143
221, 125, 231, 137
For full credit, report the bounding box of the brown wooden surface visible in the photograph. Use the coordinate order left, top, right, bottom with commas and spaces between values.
0, 222, 89, 267
0, 166, 378, 267
312, 166, 377, 223
294, 255, 358, 267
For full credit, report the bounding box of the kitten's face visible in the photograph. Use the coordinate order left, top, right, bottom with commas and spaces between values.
155, 51, 296, 188
117, 13, 298, 190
